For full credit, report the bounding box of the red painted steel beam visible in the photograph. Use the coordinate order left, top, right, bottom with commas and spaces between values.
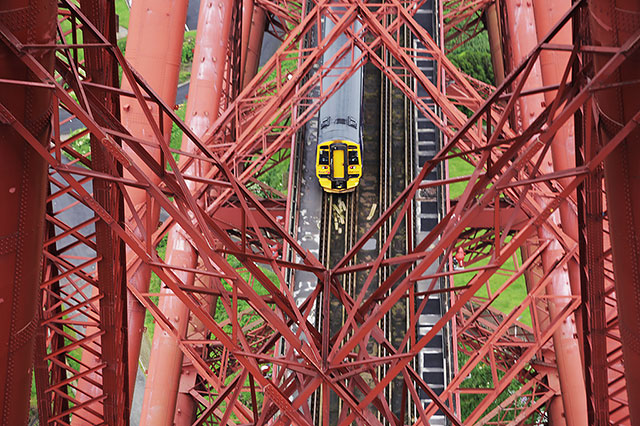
70, 1, 130, 424
0, 1, 55, 424
532, 0, 584, 338
70, 0, 189, 420
449, 202, 528, 229
140, 1, 237, 424
589, 0, 640, 424
215, 202, 286, 229
2, 2, 379, 423
531, 2, 592, 425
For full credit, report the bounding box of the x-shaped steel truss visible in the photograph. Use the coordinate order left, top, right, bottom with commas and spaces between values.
1, 0, 636, 424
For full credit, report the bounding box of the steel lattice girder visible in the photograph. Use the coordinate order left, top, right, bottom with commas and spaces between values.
442, 0, 494, 52
0, 0, 636, 423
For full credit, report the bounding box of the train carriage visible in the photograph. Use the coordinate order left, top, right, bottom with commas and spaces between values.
315, 12, 363, 193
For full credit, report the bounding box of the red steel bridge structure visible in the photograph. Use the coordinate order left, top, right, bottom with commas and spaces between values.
0, 0, 639, 424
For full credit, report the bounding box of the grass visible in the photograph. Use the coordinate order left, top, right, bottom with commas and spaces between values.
447, 151, 535, 422
457, 352, 537, 422
447, 155, 531, 326
451, 244, 532, 326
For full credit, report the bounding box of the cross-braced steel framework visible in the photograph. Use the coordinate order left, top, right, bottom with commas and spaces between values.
0, 0, 639, 424
442, 0, 493, 53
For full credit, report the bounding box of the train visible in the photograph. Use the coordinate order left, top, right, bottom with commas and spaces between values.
315, 12, 363, 193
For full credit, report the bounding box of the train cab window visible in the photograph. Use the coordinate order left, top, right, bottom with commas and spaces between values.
335, 118, 347, 125
348, 117, 357, 129
318, 149, 330, 165
321, 117, 330, 129
348, 149, 359, 165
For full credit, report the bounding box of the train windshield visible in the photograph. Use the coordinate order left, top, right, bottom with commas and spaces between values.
318, 149, 329, 165
348, 149, 359, 165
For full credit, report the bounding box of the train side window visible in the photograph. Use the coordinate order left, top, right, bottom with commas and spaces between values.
348, 117, 357, 129
321, 117, 330, 129
348, 150, 359, 165
319, 149, 330, 165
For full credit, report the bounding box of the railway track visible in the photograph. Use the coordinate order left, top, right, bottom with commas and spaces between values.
314, 20, 420, 423
411, 4, 451, 424
380, 20, 414, 424
316, 25, 415, 422
289, 2, 446, 424
318, 170, 357, 425
316, 41, 385, 425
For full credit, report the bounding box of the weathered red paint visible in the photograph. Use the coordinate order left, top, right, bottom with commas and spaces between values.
0, 1, 55, 424
70, 1, 130, 424
501, 3, 579, 425
589, 0, 640, 423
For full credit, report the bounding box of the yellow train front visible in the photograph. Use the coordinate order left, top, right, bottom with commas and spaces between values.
316, 140, 362, 193
315, 12, 363, 193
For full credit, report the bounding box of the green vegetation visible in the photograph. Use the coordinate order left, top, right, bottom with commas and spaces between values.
445, 31, 530, 325
179, 31, 197, 83
115, 0, 130, 29
458, 352, 542, 422
248, 149, 290, 197
446, 25, 495, 85
448, 149, 530, 325
169, 102, 188, 162
444, 21, 544, 423
447, 150, 475, 200
451, 241, 532, 326
144, 235, 167, 339
263, 52, 299, 84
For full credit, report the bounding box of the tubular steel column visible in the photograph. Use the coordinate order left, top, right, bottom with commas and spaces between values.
241, 0, 267, 89
484, 2, 505, 85
173, 365, 197, 426
0, 1, 55, 424
502, 5, 567, 426
73, 1, 189, 418
589, 0, 640, 424
532, 2, 589, 424
532, 0, 584, 345
139, 0, 235, 424
503, 2, 587, 425
120, 0, 189, 398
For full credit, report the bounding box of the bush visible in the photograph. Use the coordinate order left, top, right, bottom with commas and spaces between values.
181, 31, 197, 65
447, 32, 495, 85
